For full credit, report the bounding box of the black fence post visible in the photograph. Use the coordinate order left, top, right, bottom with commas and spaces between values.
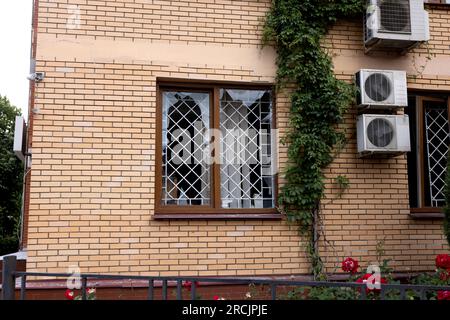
1, 255, 17, 300
81, 277, 87, 300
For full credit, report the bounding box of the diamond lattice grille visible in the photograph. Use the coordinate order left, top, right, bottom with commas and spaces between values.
161, 92, 210, 206
220, 89, 275, 209
425, 107, 449, 207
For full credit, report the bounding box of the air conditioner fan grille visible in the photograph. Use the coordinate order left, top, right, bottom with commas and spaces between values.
379, 0, 411, 33
367, 118, 394, 148
364, 73, 392, 102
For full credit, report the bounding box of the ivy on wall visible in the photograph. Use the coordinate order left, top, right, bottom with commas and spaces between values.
263, 0, 365, 278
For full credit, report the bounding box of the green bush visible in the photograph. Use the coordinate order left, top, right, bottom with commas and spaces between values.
0, 95, 23, 255
283, 256, 450, 300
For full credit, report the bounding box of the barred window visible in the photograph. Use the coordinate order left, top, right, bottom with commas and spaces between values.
155, 82, 278, 218
406, 94, 450, 215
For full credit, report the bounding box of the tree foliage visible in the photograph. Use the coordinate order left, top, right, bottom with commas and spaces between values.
0, 95, 23, 255
263, 0, 365, 277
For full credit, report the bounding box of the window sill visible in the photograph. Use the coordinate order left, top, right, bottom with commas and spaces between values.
153, 213, 283, 220
409, 208, 444, 219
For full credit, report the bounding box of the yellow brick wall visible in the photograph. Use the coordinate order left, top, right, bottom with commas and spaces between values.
37, 0, 270, 45
26, 0, 450, 276
27, 58, 310, 275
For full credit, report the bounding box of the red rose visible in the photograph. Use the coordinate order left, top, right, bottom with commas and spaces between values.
65, 289, 74, 300
213, 295, 220, 300
356, 273, 387, 293
341, 257, 359, 274
437, 291, 450, 300
183, 281, 199, 291
435, 254, 450, 269
183, 281, 192, 289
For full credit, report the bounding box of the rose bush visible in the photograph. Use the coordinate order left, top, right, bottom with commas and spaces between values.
356, 273, 388, 294
285, 255, 449, 300
285, 257, 392, 300
64, 288, 96, 300
183, 281, 199, 291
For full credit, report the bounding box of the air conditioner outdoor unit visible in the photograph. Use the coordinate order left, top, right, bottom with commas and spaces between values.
13, 116, 27, 162
364, 0, 429, 51
356, 69, 407, 108
357, 114, 411, 155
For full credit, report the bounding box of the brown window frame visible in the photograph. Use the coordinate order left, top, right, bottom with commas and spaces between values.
154, 79, 280, 220
407, 93, 450, 219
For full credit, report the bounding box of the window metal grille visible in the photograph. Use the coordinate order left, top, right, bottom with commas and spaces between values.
161, 92, 211, 206
424, 107, 449, 207
220, 89, 275, 209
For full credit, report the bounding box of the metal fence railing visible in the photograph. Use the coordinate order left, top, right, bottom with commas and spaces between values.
2, 255, 450, 300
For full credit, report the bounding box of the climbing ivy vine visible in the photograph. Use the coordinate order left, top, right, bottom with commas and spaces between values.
263, 0, 365, 278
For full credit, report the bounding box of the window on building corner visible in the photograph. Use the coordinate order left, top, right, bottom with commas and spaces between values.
157, 84, 277, 215
406, 94, 450, 210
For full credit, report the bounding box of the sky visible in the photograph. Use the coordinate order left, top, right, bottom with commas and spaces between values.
0, 1, 33, 118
